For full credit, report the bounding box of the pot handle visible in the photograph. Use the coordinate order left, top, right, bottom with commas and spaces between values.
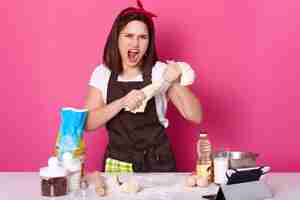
226, 168, 238, 179
261, 166, 271, 175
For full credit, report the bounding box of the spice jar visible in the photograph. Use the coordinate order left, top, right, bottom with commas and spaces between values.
39, 157, 67, 197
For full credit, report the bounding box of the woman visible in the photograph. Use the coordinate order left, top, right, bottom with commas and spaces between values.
85, 0, 202, 172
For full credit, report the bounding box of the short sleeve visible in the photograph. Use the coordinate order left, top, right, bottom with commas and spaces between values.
177, 61, 196, 86
152, 61, 169, 93
88, 64, 111, 103
152, 61, 168, 83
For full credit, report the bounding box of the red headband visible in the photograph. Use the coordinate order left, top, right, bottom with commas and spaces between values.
121, 0, 157, 20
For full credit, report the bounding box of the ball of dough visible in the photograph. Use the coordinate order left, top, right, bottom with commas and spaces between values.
120, 179, 141, 193
95, 185, 105, 196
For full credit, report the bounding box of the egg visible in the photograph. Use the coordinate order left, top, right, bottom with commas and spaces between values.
196, 176, 209, 187
185, 175, 197, 187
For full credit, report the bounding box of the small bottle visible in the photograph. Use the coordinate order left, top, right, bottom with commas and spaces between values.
213, 155, 229, 184
62, 152, 82, 192
196, 130, 214, 183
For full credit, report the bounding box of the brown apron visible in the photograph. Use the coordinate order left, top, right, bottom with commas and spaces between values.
104, 69, 176, 172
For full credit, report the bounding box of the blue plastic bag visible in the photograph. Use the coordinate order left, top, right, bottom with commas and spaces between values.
55, 107, 88, 160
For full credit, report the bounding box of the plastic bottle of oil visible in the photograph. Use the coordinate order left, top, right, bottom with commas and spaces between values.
196, 130, 214, 183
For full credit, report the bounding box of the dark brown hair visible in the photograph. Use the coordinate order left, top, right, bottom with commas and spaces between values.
103, 8, 158, 75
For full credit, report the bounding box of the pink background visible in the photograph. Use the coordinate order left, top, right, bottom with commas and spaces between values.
1, 0, 299, 172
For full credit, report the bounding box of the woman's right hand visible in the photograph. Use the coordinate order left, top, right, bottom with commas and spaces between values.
122, 89, 146, 111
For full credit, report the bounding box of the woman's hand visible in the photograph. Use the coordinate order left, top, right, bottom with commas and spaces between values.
163, 60, 182, 83
123, 89, 146, 111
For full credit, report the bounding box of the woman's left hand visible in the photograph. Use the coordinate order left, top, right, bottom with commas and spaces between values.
163, 60, 182, 83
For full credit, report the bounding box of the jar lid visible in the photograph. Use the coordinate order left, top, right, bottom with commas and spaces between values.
199, 128, 208, 136
39, 157, 67, 178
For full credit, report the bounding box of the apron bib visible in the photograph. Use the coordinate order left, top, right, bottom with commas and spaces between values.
104, 69, 176, 172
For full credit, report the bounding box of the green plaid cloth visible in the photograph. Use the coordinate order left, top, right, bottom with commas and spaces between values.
105, 157, 133, 173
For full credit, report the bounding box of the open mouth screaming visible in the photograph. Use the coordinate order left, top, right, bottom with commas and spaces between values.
127, 49, 140, 63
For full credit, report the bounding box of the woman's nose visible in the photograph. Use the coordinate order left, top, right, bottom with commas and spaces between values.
131, 37, 139, 47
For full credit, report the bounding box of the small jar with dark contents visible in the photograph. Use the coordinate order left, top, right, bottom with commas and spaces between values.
39, 157, 68, 197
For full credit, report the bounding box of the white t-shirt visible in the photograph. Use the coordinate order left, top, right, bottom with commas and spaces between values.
89, 61, 170, 127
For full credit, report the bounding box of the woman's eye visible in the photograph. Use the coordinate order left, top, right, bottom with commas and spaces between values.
125, 34, 133, 38
140, 35, 148, 40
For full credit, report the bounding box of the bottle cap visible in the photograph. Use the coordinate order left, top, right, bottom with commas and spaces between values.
62, 152, 81, 172
67, 158, 81, 172
62, 152, 73, 162
48, 156, 59, 167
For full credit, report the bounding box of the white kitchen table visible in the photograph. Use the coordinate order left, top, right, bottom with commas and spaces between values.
0, 172, 299, 200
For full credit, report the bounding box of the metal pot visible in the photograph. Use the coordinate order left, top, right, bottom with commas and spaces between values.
214, 151, 259, 169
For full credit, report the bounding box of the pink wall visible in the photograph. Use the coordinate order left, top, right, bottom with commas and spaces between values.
1, 0, 300, 172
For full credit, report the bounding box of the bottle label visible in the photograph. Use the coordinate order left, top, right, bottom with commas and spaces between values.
196, 163, 213, 181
